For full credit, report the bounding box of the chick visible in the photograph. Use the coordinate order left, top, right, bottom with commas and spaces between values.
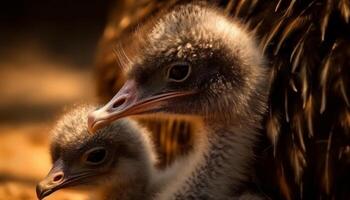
37, 105, 171, 200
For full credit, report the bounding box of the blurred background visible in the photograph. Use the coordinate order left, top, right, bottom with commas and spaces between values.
0, 1, 114, 199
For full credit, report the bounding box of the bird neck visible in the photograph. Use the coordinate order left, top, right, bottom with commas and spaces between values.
157, 118, 260, 199
94, 181, 151, 200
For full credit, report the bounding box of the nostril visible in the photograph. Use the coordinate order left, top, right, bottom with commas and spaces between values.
112, 98, 126, 109
52, 173, 64, 183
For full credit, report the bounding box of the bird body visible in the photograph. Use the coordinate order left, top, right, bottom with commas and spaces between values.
37, 105, 179, 200
89, 3, 269, 199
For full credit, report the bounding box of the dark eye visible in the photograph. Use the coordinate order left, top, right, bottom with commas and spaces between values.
167, 62, 191, 82
83, 147, 107, 165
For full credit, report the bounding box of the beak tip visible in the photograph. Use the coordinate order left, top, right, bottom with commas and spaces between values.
36, 184, 44, 200
87, 108, 115, 134
87, 112, 98, 134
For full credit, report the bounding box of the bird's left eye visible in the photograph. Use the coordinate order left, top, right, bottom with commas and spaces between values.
167, 62, 191, 82
83, 147, 107, 166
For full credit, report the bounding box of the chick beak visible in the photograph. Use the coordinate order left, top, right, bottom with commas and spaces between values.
88, 80, 194, 133
36, 160, 66, 200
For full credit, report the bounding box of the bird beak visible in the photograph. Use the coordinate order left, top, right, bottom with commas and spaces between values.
36, 159, 93, 200
36, 159, 66, 199
88, 80, 194, 133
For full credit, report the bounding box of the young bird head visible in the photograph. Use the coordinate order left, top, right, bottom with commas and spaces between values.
37, 105, 156, 199
88, 3, 269, 132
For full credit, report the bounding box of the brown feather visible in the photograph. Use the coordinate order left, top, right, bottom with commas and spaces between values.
338, 0, 350, 23
322, 129, 333, 195
304, 94, 314, 137
266, 112, 280, 155
321, 0, 333, 41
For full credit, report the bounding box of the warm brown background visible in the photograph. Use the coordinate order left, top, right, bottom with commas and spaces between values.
0, 1, 114, 199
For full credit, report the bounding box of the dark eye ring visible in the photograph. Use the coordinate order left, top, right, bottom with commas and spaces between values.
83, 147, 108, 166
166, 62, 191, 82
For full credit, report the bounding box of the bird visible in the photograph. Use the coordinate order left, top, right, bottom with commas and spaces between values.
36, 105, 180, 200
88, 3, 270, 199
93, 0, 350, 199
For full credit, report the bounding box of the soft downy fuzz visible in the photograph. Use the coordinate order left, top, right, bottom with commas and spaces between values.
88, 3, 270, 199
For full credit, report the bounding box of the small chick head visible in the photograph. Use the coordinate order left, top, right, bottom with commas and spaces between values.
37, 105, 155, 199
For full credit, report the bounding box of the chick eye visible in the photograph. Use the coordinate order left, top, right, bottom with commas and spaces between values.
167, 62, 191, 82
83, 147, 107, 165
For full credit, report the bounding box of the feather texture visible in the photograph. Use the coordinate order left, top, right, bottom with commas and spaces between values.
94, 0, 350, 199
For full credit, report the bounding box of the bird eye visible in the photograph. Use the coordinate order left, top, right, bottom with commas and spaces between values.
167, 62, 191, 82
83, 147, 107, 165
